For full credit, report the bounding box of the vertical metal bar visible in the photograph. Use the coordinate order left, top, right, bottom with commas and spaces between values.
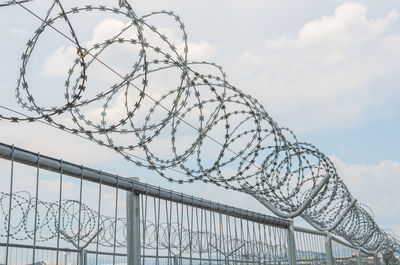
234, 216, 239, 263
79, 249, 87, 265
155, 193, 161, 265
221, 214, 226, 264
325, 232, 333, 265
279, 226, 286, 264
165, 198, 171, 265
219, 212, 223, 262
210, 210, 216, 264
77, 165, 83, 265
286, 219, 296, 265
357, 249, 363, 265
239, 218, 245, 264
79, 250, 83, 265
32, 153, 41, 265
196, 207, 202, 264
334, 241, 339, 262
189, 200, 194, 264
56, 160, 64, 265
258, 222, 264, 265
226, 215, 232, 263
266, 222, 273, 264
95, 174, 102, 265
374, 255, 379, 265
126, 177, 141, 265
250, 219, 256, 264
154, 197, 159, 265
5, 145, 15, 265
305, 233, 312, 261
141, 190, 148, 265
204, 207, 211, 264
179, 199, 184, 264
271, 225, 278, 264
112, 176, 119, 265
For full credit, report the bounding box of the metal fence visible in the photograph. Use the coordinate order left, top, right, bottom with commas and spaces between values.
293, 227, 384, 265
0, 142, 384, 265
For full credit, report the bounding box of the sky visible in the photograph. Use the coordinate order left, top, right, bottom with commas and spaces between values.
0, 0, 399, 236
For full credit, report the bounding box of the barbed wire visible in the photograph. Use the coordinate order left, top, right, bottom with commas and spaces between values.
0, 0, 30, 7
0, 191, 289, 260
0, 0, 399, 264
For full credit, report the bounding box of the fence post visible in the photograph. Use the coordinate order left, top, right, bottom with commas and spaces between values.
325, 232, 333, 265
374, 255, 379, 265
127, 177, 141, 265
357, 249, 363, 265
79, 249, 87, 265
287, 219, 296, 265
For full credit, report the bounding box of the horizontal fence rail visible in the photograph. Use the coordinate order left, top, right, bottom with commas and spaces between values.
0, 142, 385, 265
0, 142, 289, 228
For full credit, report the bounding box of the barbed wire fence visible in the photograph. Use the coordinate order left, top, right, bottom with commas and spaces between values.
0, 143, 293, 265
0, 0, 399, 264
0, 191, 287, 254
0, 143, 384, 265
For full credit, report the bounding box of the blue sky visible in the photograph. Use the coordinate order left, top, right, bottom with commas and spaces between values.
0, 0, 399, 235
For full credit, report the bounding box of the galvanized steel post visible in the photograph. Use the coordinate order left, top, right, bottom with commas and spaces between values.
374, 255, 379, 265
79, 249, 87, 265
287, 219, 297, 265
357, 249, 363, 265
325, 232, 333, 265
127, 177, 141, 265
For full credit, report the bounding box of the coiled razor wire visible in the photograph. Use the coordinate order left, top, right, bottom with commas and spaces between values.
0, 0, 399, 264
0, 191, 289, 260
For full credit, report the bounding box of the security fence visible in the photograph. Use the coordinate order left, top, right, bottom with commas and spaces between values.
0, 142, 383, 265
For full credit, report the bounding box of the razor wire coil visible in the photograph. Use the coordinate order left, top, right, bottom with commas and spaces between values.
0, 0, 399, 263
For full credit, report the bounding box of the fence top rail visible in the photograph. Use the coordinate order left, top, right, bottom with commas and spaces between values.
0, 142, 290, 228
294, 225, 326, 236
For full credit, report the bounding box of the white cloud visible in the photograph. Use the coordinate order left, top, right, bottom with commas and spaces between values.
88, 18, 127, 45
41, 18, 129, 79
0, 121, 117, 165
41, 18, 215, 78
9, 28, 28, 37
381, 35, 400, 54
42, 45, 76, 78
186, 40, 215, 61
267, 3, 398, 49
330, 155, 400, 232
230, 2, 400, 132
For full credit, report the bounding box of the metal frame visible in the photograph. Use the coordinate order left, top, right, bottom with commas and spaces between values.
0, 142, 289, 228
0, 141, 384, 265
